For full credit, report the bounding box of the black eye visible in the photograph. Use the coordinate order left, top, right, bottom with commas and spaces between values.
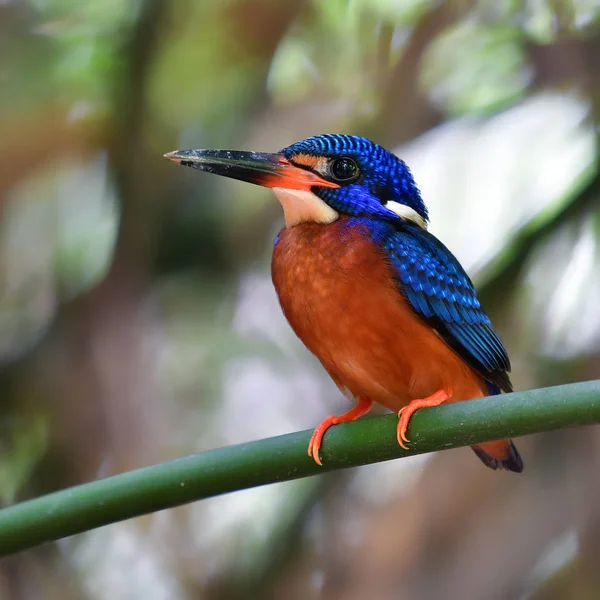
330, 157, 359, 182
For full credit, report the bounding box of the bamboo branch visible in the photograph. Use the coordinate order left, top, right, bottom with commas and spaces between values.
0, 380, 599, 556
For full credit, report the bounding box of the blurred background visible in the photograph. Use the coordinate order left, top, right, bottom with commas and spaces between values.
1, 0, 600, 598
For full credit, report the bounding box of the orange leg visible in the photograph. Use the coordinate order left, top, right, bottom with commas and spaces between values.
397, 388, 452, 450
308, 397, 373, 466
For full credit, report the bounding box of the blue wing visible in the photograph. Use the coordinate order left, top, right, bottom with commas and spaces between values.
384, 222, 512, 393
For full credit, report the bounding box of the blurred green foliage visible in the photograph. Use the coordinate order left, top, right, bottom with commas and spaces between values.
1, 0, 599, 599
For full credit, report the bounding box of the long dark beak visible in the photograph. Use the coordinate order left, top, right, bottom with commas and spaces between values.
163, 149, 338, 190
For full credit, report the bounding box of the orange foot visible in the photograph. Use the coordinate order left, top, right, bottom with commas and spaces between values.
397, 388, 452, 450
308, 397, 373, 466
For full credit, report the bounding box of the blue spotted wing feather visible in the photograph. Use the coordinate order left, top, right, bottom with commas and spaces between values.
386, 223, 512, 393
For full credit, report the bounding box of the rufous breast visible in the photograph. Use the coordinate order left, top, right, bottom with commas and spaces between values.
271, 216, 488, 411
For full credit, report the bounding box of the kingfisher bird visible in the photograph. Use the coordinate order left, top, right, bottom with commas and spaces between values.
164, 134, 523, 473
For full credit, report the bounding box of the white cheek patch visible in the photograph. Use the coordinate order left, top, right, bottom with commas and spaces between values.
273, 188, 339, 228
386, 201, 428, 229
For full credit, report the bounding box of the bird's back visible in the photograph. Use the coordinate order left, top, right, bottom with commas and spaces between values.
272, 216, 489, 411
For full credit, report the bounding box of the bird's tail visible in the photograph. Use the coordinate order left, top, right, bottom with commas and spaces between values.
471, 440, 523, 472
470, 383, 524, 473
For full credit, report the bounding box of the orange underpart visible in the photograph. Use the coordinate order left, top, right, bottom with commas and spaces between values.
397, 388, 452, 450
308, 397, 373, 466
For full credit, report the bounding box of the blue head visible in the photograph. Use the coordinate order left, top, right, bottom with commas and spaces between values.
164, 133, 427, 228
279, 134, 427, 225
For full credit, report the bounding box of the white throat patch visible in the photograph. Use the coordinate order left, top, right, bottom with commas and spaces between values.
386, 201, 428, 229
272, 188, 339, 228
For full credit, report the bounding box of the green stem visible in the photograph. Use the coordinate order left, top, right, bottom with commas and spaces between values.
1, 380, 599, 556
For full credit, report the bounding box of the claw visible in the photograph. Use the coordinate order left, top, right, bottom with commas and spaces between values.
396, 389, 452, 450
308, 397, 372, 466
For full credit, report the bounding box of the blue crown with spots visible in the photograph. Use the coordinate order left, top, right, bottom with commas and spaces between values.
280, 134, 428, 222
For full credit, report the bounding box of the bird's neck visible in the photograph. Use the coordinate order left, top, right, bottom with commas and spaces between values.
385, 202, 428, 229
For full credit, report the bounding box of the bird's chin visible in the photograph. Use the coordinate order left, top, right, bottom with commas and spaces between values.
272, 188, 339, 228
